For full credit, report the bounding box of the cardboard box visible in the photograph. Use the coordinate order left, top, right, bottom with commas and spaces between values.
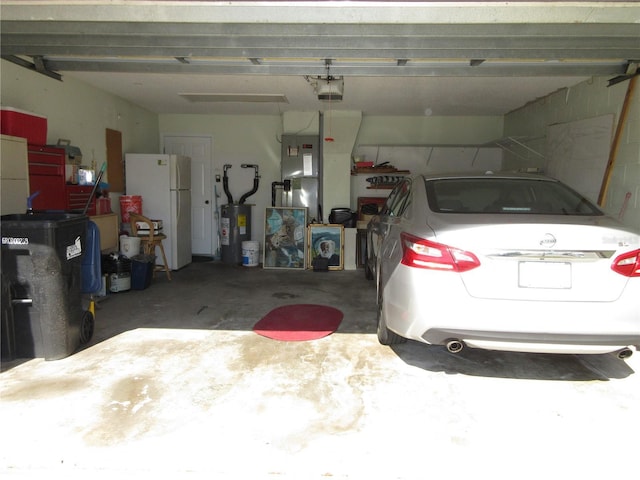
96, 197, 112, 215
0, 107, 47, 145
89, 213, 119, 252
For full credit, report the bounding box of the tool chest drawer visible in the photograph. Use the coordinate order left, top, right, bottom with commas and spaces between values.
67, 185, 96, 215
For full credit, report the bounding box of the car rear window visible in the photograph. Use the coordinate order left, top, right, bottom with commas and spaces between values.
425, 177, 603, 215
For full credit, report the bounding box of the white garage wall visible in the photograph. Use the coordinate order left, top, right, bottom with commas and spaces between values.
11, 58, 630, 240
354, 145, 503, 173
159, 111, 503, 244
504, 76, 640, 230
0, 60, 160, 187
545, 114, 614, 204
158, 114, 282, 248
322, 111, 363, 216
355, 115, 504, 147
349, 146, 504, 209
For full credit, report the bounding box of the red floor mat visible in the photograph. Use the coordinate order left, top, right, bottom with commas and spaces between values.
253, 304, 343, 341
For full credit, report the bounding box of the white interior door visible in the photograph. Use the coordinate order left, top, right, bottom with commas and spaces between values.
163, 135, 214, 256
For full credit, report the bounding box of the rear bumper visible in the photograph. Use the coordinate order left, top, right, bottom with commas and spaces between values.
422, 328, 640, 354
383, 264, 640, 355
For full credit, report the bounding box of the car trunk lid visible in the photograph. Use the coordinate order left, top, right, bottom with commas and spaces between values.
430, 217, 639, 302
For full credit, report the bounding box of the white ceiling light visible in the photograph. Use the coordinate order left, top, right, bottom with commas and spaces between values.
179, 93, 288, 103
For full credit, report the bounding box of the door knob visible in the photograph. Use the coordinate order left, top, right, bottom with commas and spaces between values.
205, 200, 210, 204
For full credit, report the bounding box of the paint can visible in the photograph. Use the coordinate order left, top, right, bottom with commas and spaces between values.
242, 240, 260, 267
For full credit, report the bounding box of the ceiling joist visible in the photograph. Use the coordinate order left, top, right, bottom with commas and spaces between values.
1, 1, 639, 116
1, 54, 62, 81
36, 57, 629, 78
1, 16, 639, 78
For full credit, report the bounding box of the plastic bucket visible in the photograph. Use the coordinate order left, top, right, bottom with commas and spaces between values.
242, 241, 260, 267
120, 235, 141, 258
119, 195, 142, 223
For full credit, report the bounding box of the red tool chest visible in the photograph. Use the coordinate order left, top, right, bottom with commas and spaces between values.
27, 145, 96, 215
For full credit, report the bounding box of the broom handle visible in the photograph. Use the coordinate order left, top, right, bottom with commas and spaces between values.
83, 162, 107, 215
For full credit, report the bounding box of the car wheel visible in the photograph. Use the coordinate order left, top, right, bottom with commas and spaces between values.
376, 279, 406, 345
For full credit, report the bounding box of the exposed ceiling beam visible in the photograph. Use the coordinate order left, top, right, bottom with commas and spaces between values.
0, 2, 637, 25
2, 22, 639, 59
1, 54, 62, 81
39, 58, 628, 77
3, 21, 639, 36
1, 1, 638, 118
608, 62, 640, 87
2, 8, 638, 80
5, 47, 638, 61
2, 24, 639, 58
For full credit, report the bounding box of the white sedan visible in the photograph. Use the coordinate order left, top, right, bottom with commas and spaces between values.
365, 172, 640, 359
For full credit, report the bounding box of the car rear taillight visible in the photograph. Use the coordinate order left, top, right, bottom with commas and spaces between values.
611, 249, 640, 277
400, 232, 480, 272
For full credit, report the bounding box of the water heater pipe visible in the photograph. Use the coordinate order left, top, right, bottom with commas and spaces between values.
271, 179, 291, 207
239, 164, 260, 204
223, 164, 234, 204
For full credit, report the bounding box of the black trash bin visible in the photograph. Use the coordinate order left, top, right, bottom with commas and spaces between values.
1, 213, 88, 361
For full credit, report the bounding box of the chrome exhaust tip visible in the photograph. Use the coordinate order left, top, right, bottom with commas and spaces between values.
617, 346, 635, 360
446, 339, 464, 354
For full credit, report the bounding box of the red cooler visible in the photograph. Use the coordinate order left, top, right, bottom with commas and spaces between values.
1, 107, 47, 145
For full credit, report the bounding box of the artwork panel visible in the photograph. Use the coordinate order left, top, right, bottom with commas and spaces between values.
263, 207, 307, 270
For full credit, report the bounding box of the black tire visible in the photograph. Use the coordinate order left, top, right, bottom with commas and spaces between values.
364, 257, 374, 281
1, 275, 16, 360
80, 310, 95, 345
364, 237, 374, 280
376, 279, 406, 345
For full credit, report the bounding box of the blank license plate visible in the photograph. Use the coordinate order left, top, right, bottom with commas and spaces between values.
519, 262, 571, 289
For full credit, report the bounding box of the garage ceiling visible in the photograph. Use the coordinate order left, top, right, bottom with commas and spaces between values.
1, 1, 639, 116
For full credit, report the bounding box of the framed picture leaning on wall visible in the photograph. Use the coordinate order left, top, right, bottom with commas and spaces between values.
263, 207, 307, 269
307, 224, 344, 271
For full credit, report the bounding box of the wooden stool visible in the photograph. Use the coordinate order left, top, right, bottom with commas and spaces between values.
129, 213, 171, 281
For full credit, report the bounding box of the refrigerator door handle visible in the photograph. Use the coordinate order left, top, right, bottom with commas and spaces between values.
176, 159, 181, 191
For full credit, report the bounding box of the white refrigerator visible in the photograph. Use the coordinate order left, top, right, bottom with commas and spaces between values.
125, 153, 192, 270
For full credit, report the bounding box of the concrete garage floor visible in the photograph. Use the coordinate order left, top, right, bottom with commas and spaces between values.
1, 260, 639, 480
